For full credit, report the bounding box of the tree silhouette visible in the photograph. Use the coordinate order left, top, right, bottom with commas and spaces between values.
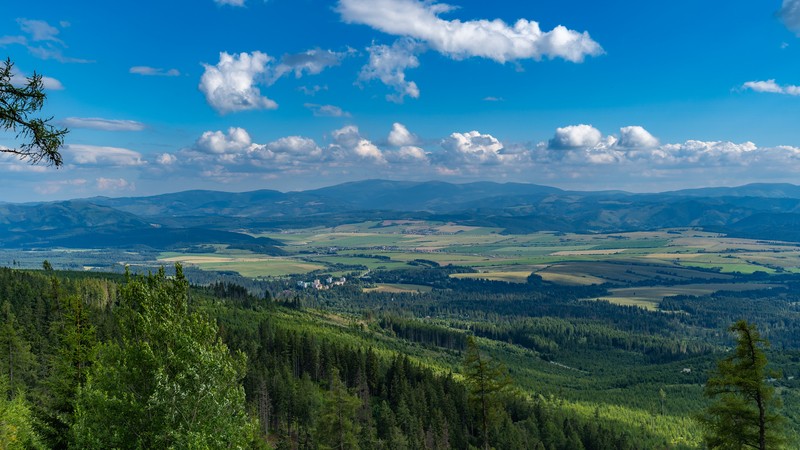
1, 58, 67, 167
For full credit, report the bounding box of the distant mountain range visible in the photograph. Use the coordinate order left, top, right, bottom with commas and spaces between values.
5, 180, 800, 249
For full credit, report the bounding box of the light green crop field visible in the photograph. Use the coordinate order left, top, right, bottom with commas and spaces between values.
595, 283, 782, 310
363, 283, 434, 294
150, 225, 800, 288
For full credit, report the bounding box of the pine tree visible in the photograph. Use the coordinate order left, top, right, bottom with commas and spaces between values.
698, 320, 786, 450
316, 368, 361, 450
463, 336, 511, 450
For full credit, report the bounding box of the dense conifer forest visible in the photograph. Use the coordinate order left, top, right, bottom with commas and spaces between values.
1, 264, 798, 448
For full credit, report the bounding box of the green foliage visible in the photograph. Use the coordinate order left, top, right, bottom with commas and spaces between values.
72, 265, 254, 449
0, 58, 67, 167
463, 336, 512, 450
0, 376, 44, 450
0, 301, 36, 396
315, 368, 361, 449
698, 321, 786, 450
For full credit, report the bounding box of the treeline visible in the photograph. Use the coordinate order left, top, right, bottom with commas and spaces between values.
466, 316, 714, 363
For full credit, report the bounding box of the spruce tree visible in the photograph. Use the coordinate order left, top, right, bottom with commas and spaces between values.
698, 320, 786, 450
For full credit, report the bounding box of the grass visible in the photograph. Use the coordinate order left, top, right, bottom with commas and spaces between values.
363, 283, 434, 294
450, 271, 533, 283
594, 283, 782, 310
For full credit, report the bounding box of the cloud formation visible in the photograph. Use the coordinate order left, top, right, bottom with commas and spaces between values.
194, 127, 253, 154
273, 49, 348, 81
549, 124, 603, 149
2, 18, 92, 63
130, 66, 180, 76
64, 145, 145, 166
96, 177, 135, 192
388, 122, 417, 147
780, 0, 800, 35
438, 130, 507, 167
338, 0, 603, 63
742, 79, 800, 96
618, 126, 659, 148
62, 117, 146, 131
304, 103, 351, 117
199, 51, 278, 114
214, 0, 245, 5
359, 39, 421, 102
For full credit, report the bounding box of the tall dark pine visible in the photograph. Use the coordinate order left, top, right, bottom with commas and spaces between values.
699, 321, 786, 450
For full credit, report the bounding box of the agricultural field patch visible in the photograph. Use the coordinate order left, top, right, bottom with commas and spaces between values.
594, 283, 783, 310
450, 271, 533, 283
363, 283, 434, 294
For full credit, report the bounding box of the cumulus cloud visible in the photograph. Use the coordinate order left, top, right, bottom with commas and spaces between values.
331, 125, 387, 163
438, 130, 506, 167
273, 49, 348, 81
548, 124, 603, 149
64, 144, 145, 166
781, 0, 800, 35
359, 39, 421, 102
130, 66, 180, 77
96, 177, 135, 192
338, 0, 603, 63
62, 117, 146, 131
156, 153, 177, 165
742, 79, 800, 96
388, 122, 417, 146
618, 126, 659, 148
199, 51, 277, 114
194, 127, 253, 154
304, 103, 351, 117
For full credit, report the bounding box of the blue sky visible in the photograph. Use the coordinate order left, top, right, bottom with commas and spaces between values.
2, 0, 800, 201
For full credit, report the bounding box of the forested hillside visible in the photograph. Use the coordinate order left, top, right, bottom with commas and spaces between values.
2, 264, 798, 448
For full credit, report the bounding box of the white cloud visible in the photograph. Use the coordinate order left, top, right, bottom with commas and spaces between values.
393, 145, 428, 161
2, 19, 90, 64
96, 177, 135, 192
266, 136, 322, 157
331, 125, 387, 163
338, 0, 603, 63
618, 126, 659, 148
9, 68, 64, 90
439, 130, 506, 166
62, 117, 146, 131
548, 124, 603, 149
781, 0, 800, 35
387, 122, 416, 147
199, 51, 277, 114
742, 79, 800, 96
130, 66, 180, 77
215, 0, 246, 5
65, 144, 145, 166
304, 103, 351, 117
273, 49, 347, 81
156, 153, 177, 165
194, 127, 253, 154
359, 39, 421, 102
